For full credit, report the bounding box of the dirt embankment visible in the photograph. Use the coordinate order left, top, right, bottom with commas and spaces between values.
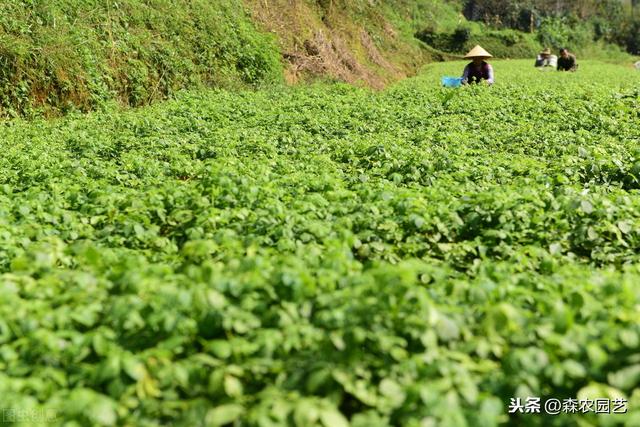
245, 0, 449, 88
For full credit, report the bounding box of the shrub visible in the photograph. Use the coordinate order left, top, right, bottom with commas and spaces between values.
536, 17, 595, 52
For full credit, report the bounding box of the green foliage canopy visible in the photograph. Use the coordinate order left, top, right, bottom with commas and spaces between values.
1, 60, 640, 426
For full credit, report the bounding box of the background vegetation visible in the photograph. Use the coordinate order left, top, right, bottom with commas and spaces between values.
0, 0, 637, 117
461, 0, 640, 54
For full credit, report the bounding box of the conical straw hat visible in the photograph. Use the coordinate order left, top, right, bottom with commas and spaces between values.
464, 45, 493, 59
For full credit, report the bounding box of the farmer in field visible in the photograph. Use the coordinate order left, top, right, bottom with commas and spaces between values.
461, 45, 494, 85
535, 47, 557, 68
557, 48, 577, 72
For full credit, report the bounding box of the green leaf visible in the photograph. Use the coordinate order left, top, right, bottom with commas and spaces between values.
457, 377, 479, 405
209, 340, 232, 359
224, 375, 244, 398
608, 365, 640, 390
205, 404, 244, 427
320, 408, 349, 427
294, 400, 320, 426
379, 378, 406, 407
89, 398, 117, 426
122, 356, 146, 381
563, 360, 586, 379
330, 331, 346, 351
578, 382, 626, 401
580, 200, 594, 214
617, 221, 632, 234
549, 242, 562, 255
92, 333, 109, 355
435, 315, 460, 341
619, 329, 639, 348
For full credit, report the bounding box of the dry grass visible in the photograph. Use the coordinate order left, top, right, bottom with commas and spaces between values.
244, 0, 427, 88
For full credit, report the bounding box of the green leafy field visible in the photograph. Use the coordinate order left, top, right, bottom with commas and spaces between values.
1, 60, 640, 426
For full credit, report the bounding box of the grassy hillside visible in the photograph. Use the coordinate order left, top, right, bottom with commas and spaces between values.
0, 0, 282, 117
2, 60, 640, 425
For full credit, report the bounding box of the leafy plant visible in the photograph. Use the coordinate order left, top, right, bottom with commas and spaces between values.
0, 59, 639, 426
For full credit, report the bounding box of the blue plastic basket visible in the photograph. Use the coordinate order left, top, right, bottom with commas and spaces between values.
441, 76, 463, 88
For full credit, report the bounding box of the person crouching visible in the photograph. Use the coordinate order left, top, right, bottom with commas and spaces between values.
461, 45, 494, 85
557, 48, 577, 71
535, 48, 557, 68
